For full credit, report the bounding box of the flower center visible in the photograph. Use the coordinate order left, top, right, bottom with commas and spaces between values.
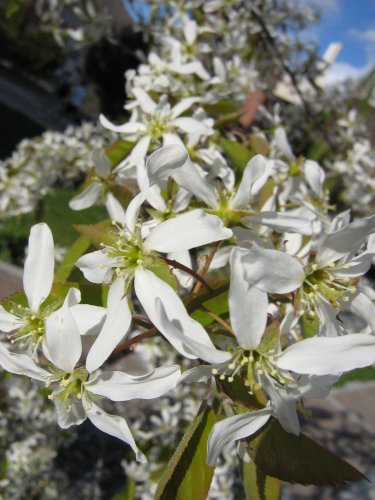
299, 262, 357, 320
47, 366, 88, 413
145, 112, 172, 141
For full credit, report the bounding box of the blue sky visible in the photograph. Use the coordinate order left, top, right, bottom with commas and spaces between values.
302, 0, 375, 83
124, 0, 375, 83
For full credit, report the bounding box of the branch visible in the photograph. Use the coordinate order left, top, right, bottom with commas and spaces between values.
163, 257, 213, 292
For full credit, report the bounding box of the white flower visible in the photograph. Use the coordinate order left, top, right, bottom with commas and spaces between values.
0, 279, 181, 462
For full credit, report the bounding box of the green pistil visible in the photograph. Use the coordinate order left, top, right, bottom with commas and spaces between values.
209, 190, 243, 226
48, 367, 88, 412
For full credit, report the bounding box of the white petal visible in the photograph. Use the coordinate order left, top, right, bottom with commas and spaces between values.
317, 214, 375, 266
105, 192, 127, 225
172, 117, 213, 136
132, 87, 157, 114
242, 244, 305, 293
83, 393, 146, 463
229, 250, 267, 350
207, 409, 272, 465
134, 268, 216, 359
24, 223, 54, 313
70, 304, 106, 336
171, 97, 199, 119
146, 144, 189, 185
76, 251, 114, 284
231, 155, 270, 209
263, 376, 299, 435
143, 209, 232, 253
315, 296, 342, 337
275, 334, 375, 375
99, 114, 146, 135
168, 250, 194, 289
155, 299, 231, 364
92, 149, 111, 177
54, 398, 86, 429
69, 182, 102, 211
302, 160, 325, 198
347, 292, 375, 333
246, 212, 312, 235
173, 159, 218, 209
86, 365, 180, 400
274, 128, 295, 161
0, 343, 50, 381
86, 280, 131, 373
44, 289, 82, 372
0, 306, 24, 332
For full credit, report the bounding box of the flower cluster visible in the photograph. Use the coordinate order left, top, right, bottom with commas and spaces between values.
1, 1, 375, 497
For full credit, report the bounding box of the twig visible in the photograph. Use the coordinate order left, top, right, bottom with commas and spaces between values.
192, 242, 222, 297
163, 257, 213, 292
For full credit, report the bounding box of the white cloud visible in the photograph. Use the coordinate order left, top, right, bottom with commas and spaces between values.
349, 28, 375, 44
323, 62, 371, 86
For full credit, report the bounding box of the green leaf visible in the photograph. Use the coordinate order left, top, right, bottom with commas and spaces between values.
251, 419, 366, 486
154, 403, 216, 500
241, 460, 281, 500
74, 221, 116, 248
105, 140, 134, 167
55, 236, 91, 283
203, 100, 238, 116
219, 138, 252, 171
191, 291, 229, 326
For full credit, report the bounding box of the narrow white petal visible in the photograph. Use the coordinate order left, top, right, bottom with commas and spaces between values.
173, 159, 218, 209
76, 251, 114, 284
0, 343, 50, 381
168, 250, 194, 289
69, 183, 102, 211
144, 209, 232, 253
229, 250, 267, 350
302, 160, 325, 198
24, 223, 54, 313
86, 365, 180, 400
134, 268, 216, 359
242, 244, 305, 293
207, 409, 272, 465
231, 155, 269, 209
70, 304, 106, 336
86, 280, 131, 373
132, 87, 157, 114
83, 393, 147, 463
274, 128, 295, 161
173, 117, 213, 137
44, 289, 82, 372
347, 292, 375, 333
171, 97, 199, 119
275, 334, 375, 375
146, 144, 189, 185
317, 214, 375, 265
105, 192, 127, 225
246, 212, 312, 235
155, 299, 231, 363
54, 398, 86, 429
92, 149, 111, 177
99, 114, 146, 135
